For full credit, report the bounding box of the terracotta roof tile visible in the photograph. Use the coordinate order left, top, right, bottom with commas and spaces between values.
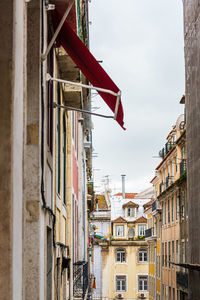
122, 201, 139, 208
112, 216, 127, 223
133, 216, 147, 223
114, 193, 138, 199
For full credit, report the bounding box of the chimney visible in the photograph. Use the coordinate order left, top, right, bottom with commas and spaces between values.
121, 175, 126, 199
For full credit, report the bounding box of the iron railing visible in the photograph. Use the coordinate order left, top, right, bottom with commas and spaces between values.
180, 159, 186, 176
145, 228, 152, 238
152, 200, 157, 212
73, 261, 88, 299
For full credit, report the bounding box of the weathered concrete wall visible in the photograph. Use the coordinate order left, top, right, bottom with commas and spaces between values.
0, 1, 24, 299
183, 1, 200, 299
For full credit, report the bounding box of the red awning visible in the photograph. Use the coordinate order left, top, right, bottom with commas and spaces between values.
51, 10, 125, 130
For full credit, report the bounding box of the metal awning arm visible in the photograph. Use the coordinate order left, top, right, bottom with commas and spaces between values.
47, 74, 119, 97
114, 91, 121, 120
48, 74, 122, 120
53, 103, 114, 119
41, 0, 75, 61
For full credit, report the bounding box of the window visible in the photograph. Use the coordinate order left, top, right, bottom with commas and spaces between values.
138, 225, 146, 237
116, 249, 126, 263
63, 113, 67, 204
138, 275, 148, 291
138, 248, 148, 262
180, 191, 185, 218
171, 196, 174, 222
176, 194, 179, 221
173, 288, 175, 300
176, 240, 179, 264
115, 225, 124, 237
162, 284, 165, 299
169, 286, 171, 300
172, 241, 175, 266
165, 242, 167, 267
127, 207, 135, 217
165, 201, 167, 224
182, 241, 185, 263
168, 199, 170, 224
162, 243, 164, 267
168, 241, 171, 267
57, 84, 61, 195
116, 275, 126, 292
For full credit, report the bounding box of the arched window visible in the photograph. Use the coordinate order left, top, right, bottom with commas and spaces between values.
116, 248, 126, 263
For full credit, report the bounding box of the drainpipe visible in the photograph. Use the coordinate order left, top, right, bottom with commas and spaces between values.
121, 175, 126, 199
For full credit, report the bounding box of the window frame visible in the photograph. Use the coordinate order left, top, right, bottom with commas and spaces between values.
115, 225, 125, 237
116, 248, 126, 263
138, 248, 148, 263
115, 275, 127, 292
138, 274, 148, 292
138, 224, 146, 237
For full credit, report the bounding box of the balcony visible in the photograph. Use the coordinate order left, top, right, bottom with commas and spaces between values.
73, 261, 88, 299
176, 271, 188, 290
180, 159, 186, 177
145, 227, 156, 240
152, 200, 162, 215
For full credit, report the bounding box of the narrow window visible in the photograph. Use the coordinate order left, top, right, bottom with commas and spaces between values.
63, 113, 67, 204
115, 225, 124, 237
176, 240, 179, 264
57, 84, 61, 195
165, 242, 167, 267
171, 196, 174, 222
168, 199, 170, 224
162, 243, 164, 267
138, 225, 146, 237
172, 241, 175, 266
168, 241, 171, 267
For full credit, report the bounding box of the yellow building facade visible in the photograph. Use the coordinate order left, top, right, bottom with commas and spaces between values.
101, 215, 149, 300
146, 107, 187, 300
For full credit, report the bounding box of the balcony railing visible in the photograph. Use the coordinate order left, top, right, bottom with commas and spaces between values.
180, 159, 186, 177
152, 200, 157, 212
152, 200, 162, 214
73, 261, 88, 299
176, 271, 188, 289
145, 228, 152, 238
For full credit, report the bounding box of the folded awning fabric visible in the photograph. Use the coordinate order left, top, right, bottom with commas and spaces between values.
51, 10, 125, 130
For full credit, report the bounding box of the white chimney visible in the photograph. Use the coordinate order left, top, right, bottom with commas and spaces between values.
121, 175, 126, 199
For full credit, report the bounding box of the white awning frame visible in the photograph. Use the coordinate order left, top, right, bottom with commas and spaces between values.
47, 74, 121, 120
41, 0, 75, 61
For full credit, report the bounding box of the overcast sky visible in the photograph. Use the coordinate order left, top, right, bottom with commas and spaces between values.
89, 0, 185, 194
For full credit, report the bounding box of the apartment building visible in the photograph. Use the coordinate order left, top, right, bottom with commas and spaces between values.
146, 105, 187, 300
